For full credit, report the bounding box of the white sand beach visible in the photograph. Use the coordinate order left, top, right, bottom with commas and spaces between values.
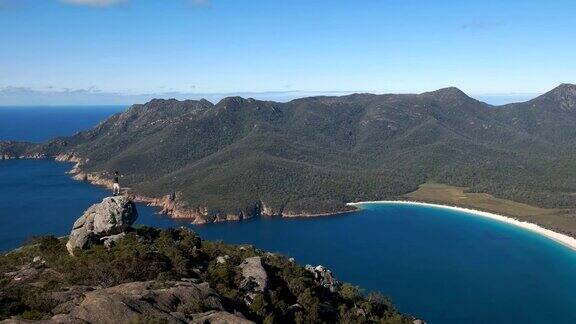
347, 200, 576, 251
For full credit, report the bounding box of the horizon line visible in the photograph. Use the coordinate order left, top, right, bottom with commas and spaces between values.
0, 87, 548, 107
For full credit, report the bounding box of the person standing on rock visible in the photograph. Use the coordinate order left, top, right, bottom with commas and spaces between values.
113, 171, 121, 196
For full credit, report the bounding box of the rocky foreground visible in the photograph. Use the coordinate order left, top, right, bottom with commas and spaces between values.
0, 197, 420, 324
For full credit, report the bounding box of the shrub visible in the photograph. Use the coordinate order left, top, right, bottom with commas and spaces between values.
0, 228, 412, 323
250, 293, 269, 317
177, 299, 206, 315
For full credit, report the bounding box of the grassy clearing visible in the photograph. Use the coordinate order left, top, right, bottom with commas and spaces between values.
404, 183, 576, 236
405, 183, 556, 217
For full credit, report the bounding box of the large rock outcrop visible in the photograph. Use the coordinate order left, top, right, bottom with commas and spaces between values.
1, 281, 253, 324
66, 196, 138, 255
58, 281, 252, 324
238, 257, 268, 301
305, 264, 340, 293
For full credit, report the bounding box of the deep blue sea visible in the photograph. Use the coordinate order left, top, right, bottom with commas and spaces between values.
2, 107, 576, 323
0, 106, 125, 142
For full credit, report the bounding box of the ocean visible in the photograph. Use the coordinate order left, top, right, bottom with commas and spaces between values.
1, 106, 576, 323
0, 106, 125, 142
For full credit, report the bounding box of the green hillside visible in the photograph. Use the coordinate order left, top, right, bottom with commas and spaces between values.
3, 84, 576, 233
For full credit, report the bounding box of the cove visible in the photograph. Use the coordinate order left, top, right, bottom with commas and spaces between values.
2, 159, 576, 323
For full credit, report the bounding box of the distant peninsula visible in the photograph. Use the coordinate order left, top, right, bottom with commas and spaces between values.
2, 84, 576, 236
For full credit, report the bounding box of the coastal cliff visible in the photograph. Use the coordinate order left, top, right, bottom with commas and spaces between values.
54, 152, 356, 223
0, 197, 417, 323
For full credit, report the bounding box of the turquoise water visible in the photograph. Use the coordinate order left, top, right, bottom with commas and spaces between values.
2, 107, 576, 323
2, 159, 576, 323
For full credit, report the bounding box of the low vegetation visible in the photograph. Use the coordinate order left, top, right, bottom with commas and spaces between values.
0, 227, 412, 323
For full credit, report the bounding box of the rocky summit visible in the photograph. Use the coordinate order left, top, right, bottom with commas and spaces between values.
66, 196, 138, 255
0, 199, 419, 323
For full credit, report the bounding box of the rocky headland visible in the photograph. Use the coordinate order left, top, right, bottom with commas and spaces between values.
0, 197, 419, 324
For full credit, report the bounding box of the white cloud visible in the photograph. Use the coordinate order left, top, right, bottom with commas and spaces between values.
0, 86, 362, 106
60, 0, 127, 7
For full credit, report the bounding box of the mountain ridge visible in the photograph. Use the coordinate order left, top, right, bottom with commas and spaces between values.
3, 84, 576, 234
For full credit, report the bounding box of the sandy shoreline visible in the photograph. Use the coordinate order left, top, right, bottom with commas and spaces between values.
347, 200, 576, 252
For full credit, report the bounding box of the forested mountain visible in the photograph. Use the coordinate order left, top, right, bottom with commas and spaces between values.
3, 84, 576, 226
496, 84, 576, 145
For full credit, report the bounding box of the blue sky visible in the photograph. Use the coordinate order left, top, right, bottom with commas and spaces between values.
0, 0, 575, 105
